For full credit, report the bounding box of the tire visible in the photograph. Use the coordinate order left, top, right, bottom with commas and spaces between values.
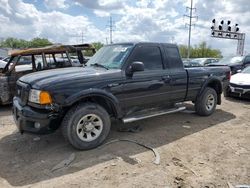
195, 87, 217, 116
61, 102, 111, 150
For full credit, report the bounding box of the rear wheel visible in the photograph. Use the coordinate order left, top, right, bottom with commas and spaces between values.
195, 87, 217, 116
61, 103, 111, 150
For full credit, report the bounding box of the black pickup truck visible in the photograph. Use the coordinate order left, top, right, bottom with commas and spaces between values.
13, 42, 230, 150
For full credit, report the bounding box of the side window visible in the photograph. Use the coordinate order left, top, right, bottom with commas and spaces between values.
244, 56, 250, 64
130, 46, 163, 70
17, 56, 32, 65
164, 46, 183, 69
34, 55, 43, 70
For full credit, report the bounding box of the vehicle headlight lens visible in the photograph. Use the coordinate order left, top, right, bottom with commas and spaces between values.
29, 89, 52, 104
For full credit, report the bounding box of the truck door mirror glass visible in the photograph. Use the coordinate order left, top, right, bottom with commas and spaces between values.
131, 61, 144, 72
126, 61, 144, 76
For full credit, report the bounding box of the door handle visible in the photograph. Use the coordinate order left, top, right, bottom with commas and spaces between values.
162, 75, 171, 82
107, 83, 121, 87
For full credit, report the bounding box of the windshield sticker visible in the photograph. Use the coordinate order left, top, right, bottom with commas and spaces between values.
113, 47, 128, 52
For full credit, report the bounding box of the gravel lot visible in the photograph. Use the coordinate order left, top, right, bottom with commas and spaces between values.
0, 97, 249, 188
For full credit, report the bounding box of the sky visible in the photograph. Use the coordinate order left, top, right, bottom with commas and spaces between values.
0, 0, 249, 56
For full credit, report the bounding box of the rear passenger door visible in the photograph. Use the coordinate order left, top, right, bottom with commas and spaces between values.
163, 46, 188, 102
121, 45, 172, 111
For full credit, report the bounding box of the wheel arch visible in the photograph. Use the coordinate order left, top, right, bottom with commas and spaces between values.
63, 89, 123, 118
198, 78, 223, 105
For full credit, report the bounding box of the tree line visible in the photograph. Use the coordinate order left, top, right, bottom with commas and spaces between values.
0, 37, 53, 48
179, 42, 222, 58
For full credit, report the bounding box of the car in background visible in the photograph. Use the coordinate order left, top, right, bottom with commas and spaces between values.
2, 56, 10, 62
183, 59, 202, 67
191, 58, 219, 66
0, 44, 96, 105
210, 55, 250, 74
224, 66, 250, 99
0, 60, 7, 70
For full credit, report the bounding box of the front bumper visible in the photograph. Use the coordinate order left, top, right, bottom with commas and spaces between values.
12, 97, 60, 134
229, 85, 250, 98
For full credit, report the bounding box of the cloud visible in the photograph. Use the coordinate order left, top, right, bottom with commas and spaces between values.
44, 0, 69, 9
0, 0, 249, 56
0, 0, 106, 43
74, 0, 126, 10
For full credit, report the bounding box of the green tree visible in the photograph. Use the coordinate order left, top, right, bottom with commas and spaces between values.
29, 38, 52, 48
92, 42, 104, 51
84, 42, 104, 56
0, 37, 52, 49
178, 42, 222, 58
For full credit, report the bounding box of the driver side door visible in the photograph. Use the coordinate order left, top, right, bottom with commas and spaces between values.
120, 45, 172, 112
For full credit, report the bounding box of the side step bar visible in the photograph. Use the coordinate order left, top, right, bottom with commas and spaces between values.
122, 106, 186, 123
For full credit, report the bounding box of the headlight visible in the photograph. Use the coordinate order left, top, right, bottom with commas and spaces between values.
28, 89, 52, 104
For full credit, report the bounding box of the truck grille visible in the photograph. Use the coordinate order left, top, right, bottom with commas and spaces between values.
16, 81, 30, 106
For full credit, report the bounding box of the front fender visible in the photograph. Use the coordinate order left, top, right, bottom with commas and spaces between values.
63, 88, 123, 118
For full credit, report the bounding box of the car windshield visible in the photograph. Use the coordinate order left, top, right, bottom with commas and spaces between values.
242, 66, 250, 74
218, 56, 244, 65
192, 59, 206, 65
87, 44, 133, 69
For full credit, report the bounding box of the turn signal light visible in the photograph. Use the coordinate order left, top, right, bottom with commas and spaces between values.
40, 91, 52, 104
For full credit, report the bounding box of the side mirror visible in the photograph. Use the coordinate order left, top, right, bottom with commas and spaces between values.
127, 61, 144, 76
131, 61, 144, 71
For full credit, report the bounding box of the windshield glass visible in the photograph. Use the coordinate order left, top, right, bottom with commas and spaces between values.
218, 56, 244, 65
192, 59, 206, 65
242, 66, 250, 74
87, 44, 133, 69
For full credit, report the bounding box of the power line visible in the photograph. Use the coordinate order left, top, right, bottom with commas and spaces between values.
184, 0, 198, 59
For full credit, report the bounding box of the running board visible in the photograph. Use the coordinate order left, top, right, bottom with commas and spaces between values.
122, 106, 186, 123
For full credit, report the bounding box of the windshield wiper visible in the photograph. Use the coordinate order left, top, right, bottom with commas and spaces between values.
90, 63, 109, 70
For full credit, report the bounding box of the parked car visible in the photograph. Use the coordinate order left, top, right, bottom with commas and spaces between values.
183, 59, 202, 67
210, 55, 250, 74
0, 60, 7, 70
191, 58, 219, 66
0, 44, 95, 105
2, 56, 10, 62
13, 42, 230, 150
224, 66, 250, 99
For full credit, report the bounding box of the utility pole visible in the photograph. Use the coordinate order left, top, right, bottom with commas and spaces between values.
184, 0, 198, 59
71, 30, 85, 44
107, 16, 114, 44
81, 31, 84, 44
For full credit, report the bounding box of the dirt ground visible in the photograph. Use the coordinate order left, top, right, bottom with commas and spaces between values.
0, 97, 249, 188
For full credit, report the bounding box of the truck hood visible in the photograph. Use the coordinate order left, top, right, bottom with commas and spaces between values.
230, 73, 250, 85
209, 62, 241, 67
0, 60, 7, 70
19, 66, 122, 89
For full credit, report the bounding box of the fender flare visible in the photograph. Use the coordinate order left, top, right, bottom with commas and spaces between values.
197, 77, 223, 104
63, 88, 123, 118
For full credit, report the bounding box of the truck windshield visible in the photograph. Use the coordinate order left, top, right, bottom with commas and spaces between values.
218, 56, 244, 65
87, 44, 133, 69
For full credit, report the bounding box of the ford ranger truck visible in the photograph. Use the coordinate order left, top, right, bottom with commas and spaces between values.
13, 42, 231, 150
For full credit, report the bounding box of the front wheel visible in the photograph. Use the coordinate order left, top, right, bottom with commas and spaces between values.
61, 103, 111, 150
195, 87, 217, 116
